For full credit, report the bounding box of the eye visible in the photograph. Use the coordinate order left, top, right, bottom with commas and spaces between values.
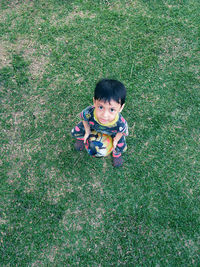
110, 108, 115, 112
99, 106, 103, 110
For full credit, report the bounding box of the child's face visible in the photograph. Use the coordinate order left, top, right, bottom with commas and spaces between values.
93, 98, 124, 125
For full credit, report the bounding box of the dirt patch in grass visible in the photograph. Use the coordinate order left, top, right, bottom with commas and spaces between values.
28, 54, 48, 79
0, 0, 34, 26
16, 39, 49, 79
52, 8, 96, 27
47, 187, 66, 204
62, 203, 105, 233
88, 177, 104, 196
107, 0, 151, 17
0, 42, 11, 67
0, 38, 49, 79
158, 36, 192, 67
66, 9, 96, 23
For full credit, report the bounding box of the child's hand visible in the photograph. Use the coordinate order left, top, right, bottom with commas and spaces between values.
113, 133, 123, 150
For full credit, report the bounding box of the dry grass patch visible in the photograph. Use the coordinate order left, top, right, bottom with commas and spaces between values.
28, 54, 48, 79
0, 42, 11, 67
45, 169, 74, 204
52, 7, 96, 27
108, 0, 151, 17
0, 0, 29, 22
20, 40, 50, 79
88, 176, 104, 196
23, 168, 39, 194
65, 9, 96, 23
4, 140, 39, 186
47, 187, 66, 204
158, 36, 192, 67
30, 245, 59, 266
0, 38, 50, 79
0, 0, 34, 35
62, 204, 105, 234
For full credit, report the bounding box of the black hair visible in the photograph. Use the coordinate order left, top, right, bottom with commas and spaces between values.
94, 79, 126, 106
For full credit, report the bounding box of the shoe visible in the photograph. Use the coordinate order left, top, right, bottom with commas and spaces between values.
113, 153, 123, 167
74, 140, 85, 151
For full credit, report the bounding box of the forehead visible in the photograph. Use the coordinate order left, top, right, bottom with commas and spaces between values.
95, 99, 121, 108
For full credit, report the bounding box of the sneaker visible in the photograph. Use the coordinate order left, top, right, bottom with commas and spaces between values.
74, 140, 85, 151
112, 153, 123, 167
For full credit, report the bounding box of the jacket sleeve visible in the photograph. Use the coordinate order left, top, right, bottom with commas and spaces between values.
118, 116, 129, 136
80, 106, 93, 121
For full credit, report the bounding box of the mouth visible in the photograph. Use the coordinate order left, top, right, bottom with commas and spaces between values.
99, 118, 108, 124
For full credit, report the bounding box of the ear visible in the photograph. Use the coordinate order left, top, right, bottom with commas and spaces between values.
93, 97, 96, 105
119, 103, 125, 112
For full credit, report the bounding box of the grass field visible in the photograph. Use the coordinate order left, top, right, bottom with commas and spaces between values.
0, 0, 200, 265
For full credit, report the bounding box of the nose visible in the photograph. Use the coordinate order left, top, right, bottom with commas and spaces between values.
102, 110, 109, 119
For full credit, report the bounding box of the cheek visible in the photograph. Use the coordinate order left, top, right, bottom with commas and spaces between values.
111, 112, 117, 118
96, 110, 102, 117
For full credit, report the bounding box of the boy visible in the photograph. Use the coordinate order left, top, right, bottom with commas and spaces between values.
71, 79, 128, 167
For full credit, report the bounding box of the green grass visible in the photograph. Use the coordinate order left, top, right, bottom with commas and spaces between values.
0, 0, 199, 265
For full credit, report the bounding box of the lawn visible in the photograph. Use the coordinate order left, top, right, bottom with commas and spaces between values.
0, 0, 199, 265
